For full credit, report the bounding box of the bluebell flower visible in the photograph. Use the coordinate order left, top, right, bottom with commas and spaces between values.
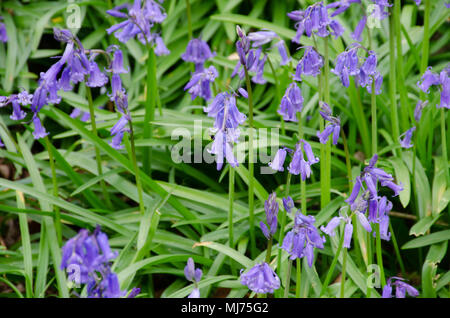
107, 0, 168, 48
351, 15, 367, 42
283, 196, 295, 214
184, 65, 218, 101
108, 48, 129, 74
32, 116, 49, 139
269, 148, 288, 172
247, 30, 278, 47
184, 257, 202, 298
417, 67, 440, 94
327, 0, 361, 17
181, 38, 215, 64
282, 211, 325, 267
277, 83, 303, 122
154, 34, 170, 56
288, 2, 345, 43
317, 102, 340, 145
0, 17, 7, 43
240, 262, 280, 294
438, 67, 450, 109
260, 193, 279, 239
275, 40, 292, 66
208, 129, 239, 170
382, 277, 419, 298
288, 139, 319, 181
399, 127, 416, 149
204, 92, 246, 132
294, 46, 323, 81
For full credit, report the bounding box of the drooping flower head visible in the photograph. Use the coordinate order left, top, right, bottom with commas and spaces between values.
278, 82, 303, 122
0, 16, 8, 43
382, 277, 419, 298
240, 262, 281, 294
282, 211, 325, 267
316, 102, 341, 145
399, 127, 416, 149
184, 65, 218, 101
182, 38, 215, 67
294, 46, 324, 82
288, 2, 345, 43
288, 139, 319, 181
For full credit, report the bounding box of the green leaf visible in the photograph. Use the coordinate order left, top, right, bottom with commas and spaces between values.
402, 230, 450, 249
389, 157, 411, 208
409, 215, 441, 237
195, 241, 253, 268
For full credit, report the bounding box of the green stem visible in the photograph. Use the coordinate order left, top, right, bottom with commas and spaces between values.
185, 0, 193, 40
441, 109, 449, 184
229, 167, 236, 275
388, 13, 400, 158
375, 223, 386, 287
45, 136, 61, 245
340, 247, 347, 298
366, 231, 373, 297
244, 67, 256, 258
85, 84, 112, 209
420, 0, 431, 75
320, 228, 345, 297
296, 258, 301, 298
394, 0, 410, 133
322, 37, 331, 208
371, 84, 377, 156
143, 44, 158, 177
128, 120, 146, 217
284, 259, 293, 298
388, 222, 406, 276
341, 129, 353, 189
265, 238, 273, 264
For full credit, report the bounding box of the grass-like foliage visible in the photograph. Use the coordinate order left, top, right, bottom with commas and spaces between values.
0, 0, 448, 299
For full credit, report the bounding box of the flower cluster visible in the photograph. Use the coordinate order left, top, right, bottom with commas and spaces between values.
282, 211, 325, 267
260, 192, 279, 240
204, 92, 246, 170
287, 1, 345, 43
322, 154, 402, 246
0, 16, 7, 43
107, 0, 170, 56
60, 226, 139, 298
182, 38, 218, 101
232, 27, 291, 85
240, 262, 280, 294
184, 258, 203, 298
382, 277, 419, 298
269, 139, 319, 181
316, 102, 341, 145
328, 1, 391, 42
293, 46, 324, 82
417, 65, 449, 109
277, 82, 303, 122
332, 44, 383, 95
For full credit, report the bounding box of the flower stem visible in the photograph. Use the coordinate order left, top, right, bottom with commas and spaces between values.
229, 167, 236, 275
340, 247, 347, 298
295, 258, 301, 298
265, 238, 273, 264
388, 11, 400, 158
320, 228, 345, 297
375, 223, 387, 287
388, 222, 406, 276
143, 44, 158, 177
45, 136, 61, 245
371, 84, 377, 156
284, 258, 293, 298
277, 172, 291, 294
366, 231, 373, 297
128, 119, 146, 216
244, 67, 256, 258
322, 37, 331, 209
441, 109, 449, 185
85, 84, 112, 209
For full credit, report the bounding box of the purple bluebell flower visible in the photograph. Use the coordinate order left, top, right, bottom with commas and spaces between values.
240, 262, 280, 294
288, 139, 319, 181
417, 67, 440, 94
0, 136, 4, 148
277, 83, 303, 122
238, 88, 248, 98
181, 38, 215, 64
269, 148, 287, 172
208, 129, 239, 170
109, 48, 128, 74
317, 102, 340, 145
32, 116, 49, 139
288, 2, 344, 42
204, 92, 246, 131
184, 65, 218, 101
438, 68, 450, 109
414, 100, 428, 122
275, 40, 292, 66
382, 277, 419, 298
184, 257, 202, 283
86, 59, 109, 88
10, 100, 27, 121
0, 17, 7, 43
415, 0, 421, 5
282, 211, 325, 267
399, 127, 416, 149
294, 46, 323, 81
154, 35, 170, 56
110, 130, 125, 150
283, 196, 295, 214
351, 15, 367, 42
17, 91, 33, 105
327, 0, 361, 17
260, 193, 279, 239
247, 30, 278, 47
